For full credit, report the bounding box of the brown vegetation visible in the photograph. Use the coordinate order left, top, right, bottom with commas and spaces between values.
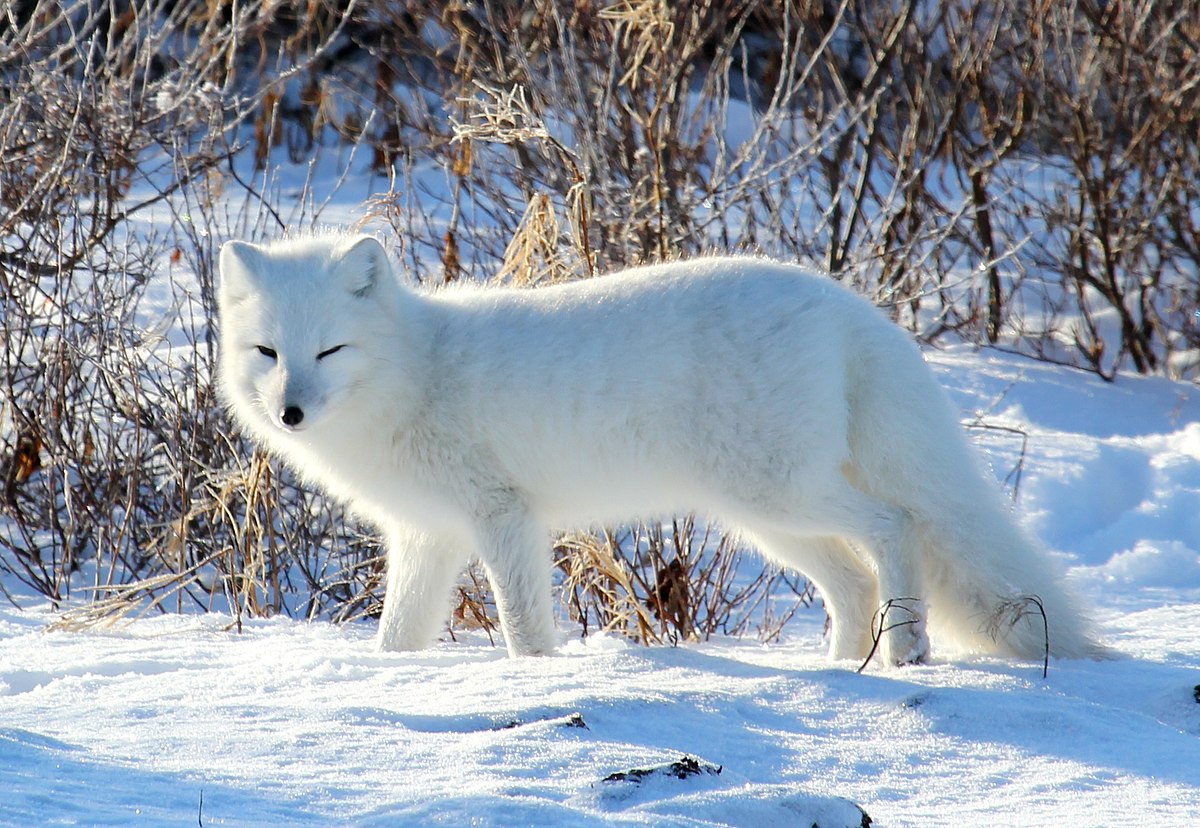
2, 0, 1196, 637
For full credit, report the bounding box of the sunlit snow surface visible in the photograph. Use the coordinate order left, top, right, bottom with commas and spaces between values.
2, 318, 1198, 826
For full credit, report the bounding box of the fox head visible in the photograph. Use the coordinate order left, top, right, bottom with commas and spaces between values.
217, 234, 402, 440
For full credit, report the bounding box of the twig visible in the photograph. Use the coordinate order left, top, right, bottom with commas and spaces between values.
858, 597, 923, 673
988, 594, 1050, 679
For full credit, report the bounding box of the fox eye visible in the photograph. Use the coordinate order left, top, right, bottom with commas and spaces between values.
317, 345, 345, 360
255, 345, 278, 360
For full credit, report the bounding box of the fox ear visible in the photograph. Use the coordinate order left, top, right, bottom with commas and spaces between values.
218, 240, 265, 308
333, 236, 390, 298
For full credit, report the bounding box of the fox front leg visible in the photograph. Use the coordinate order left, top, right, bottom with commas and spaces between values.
475, 511, 558, 657
376, 527, 469, 652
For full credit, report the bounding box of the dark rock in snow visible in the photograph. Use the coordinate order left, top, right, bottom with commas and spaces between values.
603, 755, 722, 784
496, 711, 588, 730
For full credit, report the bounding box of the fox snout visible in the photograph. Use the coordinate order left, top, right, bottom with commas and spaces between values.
271, 375, 319, 431
280, 405, 306, 429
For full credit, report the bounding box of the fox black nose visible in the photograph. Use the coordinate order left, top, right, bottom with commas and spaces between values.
281, 405, 305, 427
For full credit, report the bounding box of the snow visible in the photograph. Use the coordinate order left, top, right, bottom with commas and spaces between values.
2, 343, 1198, 826
927, 348, 1200, 608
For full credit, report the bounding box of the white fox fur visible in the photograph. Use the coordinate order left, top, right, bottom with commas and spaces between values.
217, 234, 1107, 665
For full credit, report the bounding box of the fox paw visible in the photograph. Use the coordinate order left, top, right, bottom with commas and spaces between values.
876, 598, 930, 667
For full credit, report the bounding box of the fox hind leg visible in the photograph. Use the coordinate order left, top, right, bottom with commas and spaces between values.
754, 483, 930, 666
747, 532, 879, 661
835, 494, 931, 666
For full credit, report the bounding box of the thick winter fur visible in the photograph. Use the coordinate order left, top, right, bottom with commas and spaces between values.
217, 234, 1107, 665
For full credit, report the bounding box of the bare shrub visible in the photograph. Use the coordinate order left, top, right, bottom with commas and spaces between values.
4, 0, 1197, 645
1007, 0, 1200, 377
0, 0, 374, 622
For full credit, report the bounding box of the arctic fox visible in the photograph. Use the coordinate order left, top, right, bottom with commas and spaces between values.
217, 234, 1105, 665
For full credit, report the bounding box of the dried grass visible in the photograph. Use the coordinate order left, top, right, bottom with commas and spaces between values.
4, 0, 1198, 646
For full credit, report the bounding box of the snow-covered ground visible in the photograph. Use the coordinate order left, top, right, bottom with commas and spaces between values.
1, 346, 1197, 827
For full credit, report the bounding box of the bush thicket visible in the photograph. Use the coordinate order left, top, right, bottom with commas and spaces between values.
2, 0, 1197, 638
